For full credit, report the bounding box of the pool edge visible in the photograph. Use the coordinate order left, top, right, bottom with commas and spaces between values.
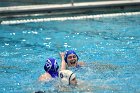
0, 0, 140, 18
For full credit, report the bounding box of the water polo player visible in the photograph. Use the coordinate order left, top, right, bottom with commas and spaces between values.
60, 50, 85, 70
39, 58, 59, 81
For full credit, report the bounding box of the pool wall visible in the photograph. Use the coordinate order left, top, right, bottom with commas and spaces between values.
0, 0, 140, 18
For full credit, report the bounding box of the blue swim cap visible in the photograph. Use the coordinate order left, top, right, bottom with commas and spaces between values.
44, 58, 59, 73
64, 50, 79, 63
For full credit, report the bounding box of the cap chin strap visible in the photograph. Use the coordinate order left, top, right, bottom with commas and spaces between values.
69, 73, 74, 85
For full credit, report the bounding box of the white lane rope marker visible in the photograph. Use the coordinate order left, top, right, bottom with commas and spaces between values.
1, 12, 140, 25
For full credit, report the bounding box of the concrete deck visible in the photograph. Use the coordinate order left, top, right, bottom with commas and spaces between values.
0, 0, 140, 18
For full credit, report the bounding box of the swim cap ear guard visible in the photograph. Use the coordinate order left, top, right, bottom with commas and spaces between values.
64, 50, 79, 63
44, 58, 59, 72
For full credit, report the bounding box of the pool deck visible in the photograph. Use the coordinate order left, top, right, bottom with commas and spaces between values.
0, 0, 140, 18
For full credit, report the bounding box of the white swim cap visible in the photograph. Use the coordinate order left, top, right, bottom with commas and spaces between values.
59, 70, 76, 85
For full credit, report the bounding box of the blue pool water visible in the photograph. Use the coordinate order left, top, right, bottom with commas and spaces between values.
0, 13, 140, 93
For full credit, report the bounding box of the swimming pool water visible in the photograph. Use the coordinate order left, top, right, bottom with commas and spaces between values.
0, 14, 140, 93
